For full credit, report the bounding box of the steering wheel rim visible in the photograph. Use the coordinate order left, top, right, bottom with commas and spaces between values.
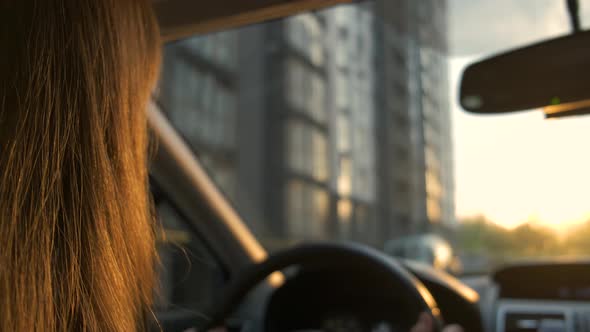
203, 242, 443, 331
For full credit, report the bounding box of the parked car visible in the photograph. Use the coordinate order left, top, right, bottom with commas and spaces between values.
384, 234, 462, 275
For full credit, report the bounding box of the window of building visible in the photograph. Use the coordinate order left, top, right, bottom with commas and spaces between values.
310, 188, 330, 237
334, 37, 350, 69
425, 168, 442, 201
160, 53, 238, 151
285, 58, 305, 110
286, 119, 329, 182
337, 198, 353, 237
308, 73, 327, 123
421, 94, 439, 124
285, 57, 327, 124
158, 47, 241, 206
427, 196, 442, 224
423, 121, 437, 147
217, 87, 237, 147
425, 144, 440, 173
394, 47, 406, 67
349, 123, 376, 202
337, 112, 351, 151
286, 14, 324, 67
184, 31, 237, 70
338, 157, 352, 196
393, 183, 411, 216
312, 129, 329, 181
286, 180, 329, 238
287, 120, 306, 176
335, 73, 350, 110
395, 144, 409, 160
286, 180, 306, 236
355, 166, 371, 200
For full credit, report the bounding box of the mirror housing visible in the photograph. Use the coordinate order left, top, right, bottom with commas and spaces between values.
460, 30, 590, 117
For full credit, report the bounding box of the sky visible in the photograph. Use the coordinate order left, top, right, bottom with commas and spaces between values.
448, 0, 590, 229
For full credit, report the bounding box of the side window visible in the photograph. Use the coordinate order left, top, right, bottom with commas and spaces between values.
153, 188, 226, 314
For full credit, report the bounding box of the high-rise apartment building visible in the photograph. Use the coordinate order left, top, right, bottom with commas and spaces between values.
157, 0, 454, 250
372, 0, 455, 244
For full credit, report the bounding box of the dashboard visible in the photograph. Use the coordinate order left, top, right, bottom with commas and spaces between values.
491, 261, 590, 332
257, 258, 590, 332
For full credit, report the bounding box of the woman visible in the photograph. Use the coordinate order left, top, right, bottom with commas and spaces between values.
0, 1, 461, 331
0, 1, 160, 331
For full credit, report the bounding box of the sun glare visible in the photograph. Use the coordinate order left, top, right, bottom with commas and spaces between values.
450, 57, 590, 232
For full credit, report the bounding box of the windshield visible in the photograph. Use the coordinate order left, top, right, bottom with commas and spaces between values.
156, 0, 590, 276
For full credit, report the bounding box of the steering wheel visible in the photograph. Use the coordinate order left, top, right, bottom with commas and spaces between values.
201, 242, 443, 332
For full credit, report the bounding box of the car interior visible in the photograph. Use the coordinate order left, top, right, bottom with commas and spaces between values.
144, 1, 590, 332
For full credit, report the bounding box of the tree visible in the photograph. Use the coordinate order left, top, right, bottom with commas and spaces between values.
455, 216, 590, 274
563, 221, 590, 255
457, 217, 561, 261
509, 223, 560, 256
457, 215, 513, 256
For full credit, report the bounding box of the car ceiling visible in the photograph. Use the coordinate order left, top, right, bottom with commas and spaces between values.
154, 0, 353, 42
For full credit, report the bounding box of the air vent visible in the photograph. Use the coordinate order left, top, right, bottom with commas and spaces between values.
504, 311, 566, 332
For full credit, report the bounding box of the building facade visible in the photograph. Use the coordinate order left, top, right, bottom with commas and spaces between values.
157, 0, 454, 251
372, 0, 455, 244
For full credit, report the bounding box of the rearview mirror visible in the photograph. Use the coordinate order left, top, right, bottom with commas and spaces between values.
460, 30, 590, 118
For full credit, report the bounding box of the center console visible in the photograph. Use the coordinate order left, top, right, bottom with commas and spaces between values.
493, 261, 590, 332
496, 300, 590, 332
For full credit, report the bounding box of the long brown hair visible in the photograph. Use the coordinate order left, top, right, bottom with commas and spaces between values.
0, 1, 161, 331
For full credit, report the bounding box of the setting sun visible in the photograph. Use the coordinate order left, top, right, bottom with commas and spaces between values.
451, 58, 590, 231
